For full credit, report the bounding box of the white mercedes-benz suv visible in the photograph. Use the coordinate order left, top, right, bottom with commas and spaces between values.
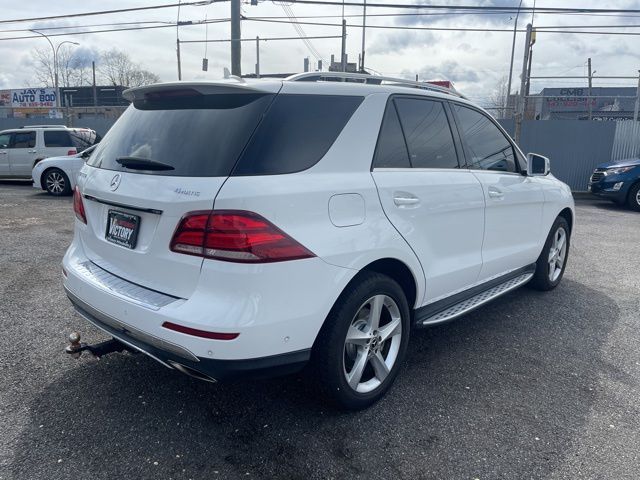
63, 72, 574, 409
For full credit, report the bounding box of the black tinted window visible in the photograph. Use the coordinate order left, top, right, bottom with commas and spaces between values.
394, 98, 459, 169
11, 131, 36, 148
44, 131, 73, 147
87, 93, 275, 177
233, 94, 363, 176
453, 105, 516, 172
0, 133, 10, 148
373, 102, 410, 168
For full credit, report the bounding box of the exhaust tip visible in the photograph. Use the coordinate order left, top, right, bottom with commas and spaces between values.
168, 361, 217, 383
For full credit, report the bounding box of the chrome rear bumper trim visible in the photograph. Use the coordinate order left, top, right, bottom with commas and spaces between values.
74, 261, 178, 311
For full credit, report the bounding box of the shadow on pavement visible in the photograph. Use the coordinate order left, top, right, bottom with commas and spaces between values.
10, 279, 621, 479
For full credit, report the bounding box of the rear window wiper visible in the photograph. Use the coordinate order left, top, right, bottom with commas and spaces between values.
116, 156, 175, 171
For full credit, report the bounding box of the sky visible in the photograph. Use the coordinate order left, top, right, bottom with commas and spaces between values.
2, 0, 640, 106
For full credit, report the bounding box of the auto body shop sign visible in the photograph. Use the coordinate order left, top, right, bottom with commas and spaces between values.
0, 88, 57, 108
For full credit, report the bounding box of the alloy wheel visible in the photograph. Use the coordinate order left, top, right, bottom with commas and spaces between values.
46, 171, 66, 194
548, 226, 567, 282
343, 294, 403, 394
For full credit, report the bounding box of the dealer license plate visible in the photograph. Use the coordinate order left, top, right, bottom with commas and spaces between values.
105, 210, 140, 249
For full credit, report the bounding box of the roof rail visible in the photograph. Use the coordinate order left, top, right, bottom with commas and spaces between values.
285, 72, 466, 99
20, 125, 67, 128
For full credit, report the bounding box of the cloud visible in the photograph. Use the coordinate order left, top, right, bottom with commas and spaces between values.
368, 31, 436, 54
69, 46, 101, 69
394, 0, 518, 27
406, 60, 480, 83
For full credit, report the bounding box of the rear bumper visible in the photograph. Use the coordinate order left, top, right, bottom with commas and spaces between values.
66, 287, 310, 381
62, 232, 355, 369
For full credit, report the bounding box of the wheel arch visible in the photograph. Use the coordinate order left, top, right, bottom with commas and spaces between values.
558, 207, 573, 233
359, 258, 418, 310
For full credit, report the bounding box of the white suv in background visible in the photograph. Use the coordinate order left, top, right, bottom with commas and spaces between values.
63, 73, 574, 409
0, 125, 99, 179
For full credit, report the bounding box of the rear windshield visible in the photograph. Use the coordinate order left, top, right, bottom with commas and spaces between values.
87, 93, 275, 177
87, 91, 363, 177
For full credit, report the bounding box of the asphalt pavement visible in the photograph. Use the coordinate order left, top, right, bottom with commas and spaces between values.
1, 182, 639, 480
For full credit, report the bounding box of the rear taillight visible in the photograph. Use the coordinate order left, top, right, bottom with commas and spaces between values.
170, 210, 315, 263
73, 186, 87, 224
67, 149, 77, 156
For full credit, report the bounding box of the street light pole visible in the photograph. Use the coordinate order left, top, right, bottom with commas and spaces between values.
30, 30, 78, 109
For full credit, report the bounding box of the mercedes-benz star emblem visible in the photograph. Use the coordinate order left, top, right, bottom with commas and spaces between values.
110, 173, 122, 191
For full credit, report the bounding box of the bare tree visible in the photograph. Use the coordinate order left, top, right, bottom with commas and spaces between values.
99, 49, 134, 86
31, 47, 55, 87
489, 75, 510, 118
129, 69, 160, 87
99, 49, 159, 87
29, 46, 160, 88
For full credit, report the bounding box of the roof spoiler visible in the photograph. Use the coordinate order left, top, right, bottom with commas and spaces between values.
123, 80, 281, 102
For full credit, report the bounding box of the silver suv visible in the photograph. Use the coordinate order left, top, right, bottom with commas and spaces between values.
0, 125, 99, 178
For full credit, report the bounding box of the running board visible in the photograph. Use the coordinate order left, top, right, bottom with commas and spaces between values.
416, 271, 534, 327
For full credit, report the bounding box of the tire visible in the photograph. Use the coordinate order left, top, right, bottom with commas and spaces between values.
43, 168, 72, 196
309, 272, 411, 410
627, 183, 640, 212
529, 216, 570, 291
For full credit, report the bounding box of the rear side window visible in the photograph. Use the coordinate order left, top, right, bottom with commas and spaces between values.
11, 131, 36, 148
394, 98, 459, 169
87, 93, 275, 177
453, 104, 516, 173
372, 102, 410, 168
44, 130, 73, 147
233, 94, 363, 176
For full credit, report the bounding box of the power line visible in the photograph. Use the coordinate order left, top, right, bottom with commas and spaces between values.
0, 21, 177, 34
0, 18, 230, 42
280, 1, 640, 15
179, 34, 341, 42
244, 16, 640, 35
0, 0, 230, 25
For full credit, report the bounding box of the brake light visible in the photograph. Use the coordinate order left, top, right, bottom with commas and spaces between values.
67, 149, 77, 156
73, 186, 86, 224
162, 321, 239, 340
170, 210, 315, 263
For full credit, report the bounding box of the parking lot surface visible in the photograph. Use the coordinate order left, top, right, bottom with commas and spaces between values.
1, 182, 639, 480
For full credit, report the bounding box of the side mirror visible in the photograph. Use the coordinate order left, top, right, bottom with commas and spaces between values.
527, 153, 550, 176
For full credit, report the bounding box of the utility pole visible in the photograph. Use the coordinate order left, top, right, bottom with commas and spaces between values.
341, 19, 347, 72
231, 0, 241, 76
514, 23, 533, 144
92, 61, 97, 107
255, 36, 260, 78
506, 0, 524, 118
176, 0, 182, 80
588, 58, 593, 120
634, 70, 640, 122
360, 0, 367, 72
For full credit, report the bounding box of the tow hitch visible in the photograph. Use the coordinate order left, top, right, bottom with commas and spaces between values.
65, 331, 132, 359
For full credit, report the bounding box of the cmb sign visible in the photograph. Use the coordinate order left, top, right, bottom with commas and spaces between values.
9, 88, 57, 108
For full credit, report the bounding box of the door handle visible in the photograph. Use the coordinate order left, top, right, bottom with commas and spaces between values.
28, 150, 37, 153
0, 152, 6, 155
393, 194, 420, 207
488, 187, 504, 199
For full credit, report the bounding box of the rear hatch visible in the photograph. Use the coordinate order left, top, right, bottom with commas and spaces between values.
77, 81, 281, 298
